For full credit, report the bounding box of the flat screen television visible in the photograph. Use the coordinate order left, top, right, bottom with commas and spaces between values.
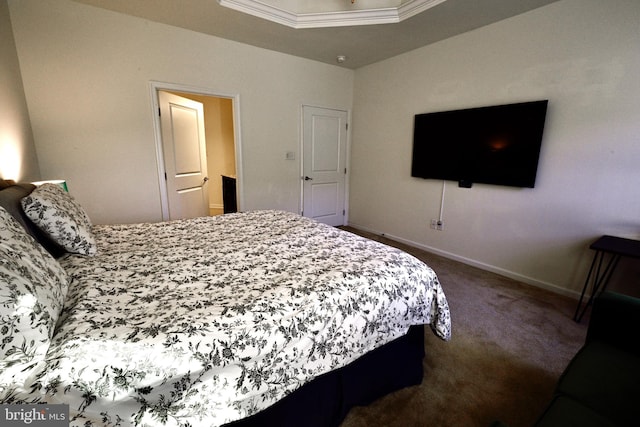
411, 100, 548, 188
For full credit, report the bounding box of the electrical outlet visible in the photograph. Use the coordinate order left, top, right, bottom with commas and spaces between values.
430, 219, 444, 231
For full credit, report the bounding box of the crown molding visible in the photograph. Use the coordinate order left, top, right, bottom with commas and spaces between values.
218, 0, 448, 29
398, 0, 447, 21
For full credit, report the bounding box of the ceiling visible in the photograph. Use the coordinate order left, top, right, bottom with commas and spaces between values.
71, 0, 559, 69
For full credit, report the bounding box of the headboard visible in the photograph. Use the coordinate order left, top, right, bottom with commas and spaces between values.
0, 179, 66, 258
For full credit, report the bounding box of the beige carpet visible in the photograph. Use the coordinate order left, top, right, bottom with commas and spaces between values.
339, 227, 588, 427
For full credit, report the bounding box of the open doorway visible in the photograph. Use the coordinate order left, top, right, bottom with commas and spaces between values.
150, 82, 242, 220
169, 91, 236, 216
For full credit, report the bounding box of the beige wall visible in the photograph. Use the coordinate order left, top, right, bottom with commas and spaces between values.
8, 0, 354, 224
0, 0, 39, 182
350, 0, 640, 296
204, 96, 236, 212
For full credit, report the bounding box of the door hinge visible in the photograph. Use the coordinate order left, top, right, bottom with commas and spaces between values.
343, 209, 345, 215
346, 123, 349, 131
344, 168, 347, 174
164, 172, 167, 181
158, 107, 161, 117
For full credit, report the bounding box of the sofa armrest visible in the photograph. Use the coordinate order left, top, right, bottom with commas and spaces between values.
586, 291, 640, 355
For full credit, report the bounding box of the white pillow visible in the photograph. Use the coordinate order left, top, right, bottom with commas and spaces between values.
0, 206, 69, 383
21, 183, 97, 256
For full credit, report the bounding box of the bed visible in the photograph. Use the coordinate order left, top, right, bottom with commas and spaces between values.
0, 180, 451, 426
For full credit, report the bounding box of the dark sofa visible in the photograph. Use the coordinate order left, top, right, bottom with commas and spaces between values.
495, 291, 640, 427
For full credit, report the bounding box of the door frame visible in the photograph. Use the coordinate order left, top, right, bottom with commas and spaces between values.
299, 103, 351, 225
150, 81, 243, 220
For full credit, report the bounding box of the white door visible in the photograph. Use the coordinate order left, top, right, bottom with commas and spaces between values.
302, 106, 348, 226
159, 91, 209, 220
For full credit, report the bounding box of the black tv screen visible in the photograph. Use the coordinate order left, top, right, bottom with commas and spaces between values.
411, 100, 548, 188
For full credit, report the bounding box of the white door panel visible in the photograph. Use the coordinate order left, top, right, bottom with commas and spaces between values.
302, 106, 348, 226
159, 91, 209, 220
172, 106, 203, 174
311, 183, 339, 218
175, 186, 208, 219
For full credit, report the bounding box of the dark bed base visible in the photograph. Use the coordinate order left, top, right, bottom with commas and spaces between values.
225, 324, 425, 427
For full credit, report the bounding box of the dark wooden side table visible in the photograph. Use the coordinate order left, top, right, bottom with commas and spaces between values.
573, 235, 640, 322
222, 175, 237, 214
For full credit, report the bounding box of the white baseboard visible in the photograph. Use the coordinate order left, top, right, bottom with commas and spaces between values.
347, 222, 581, 300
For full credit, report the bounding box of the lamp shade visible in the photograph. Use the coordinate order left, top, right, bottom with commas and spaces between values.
32, 180, 68, 192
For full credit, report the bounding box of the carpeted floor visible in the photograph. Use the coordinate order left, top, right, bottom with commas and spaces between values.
339, 227, 589, 427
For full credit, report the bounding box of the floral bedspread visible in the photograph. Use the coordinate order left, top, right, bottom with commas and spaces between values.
13, 210, 451, 426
